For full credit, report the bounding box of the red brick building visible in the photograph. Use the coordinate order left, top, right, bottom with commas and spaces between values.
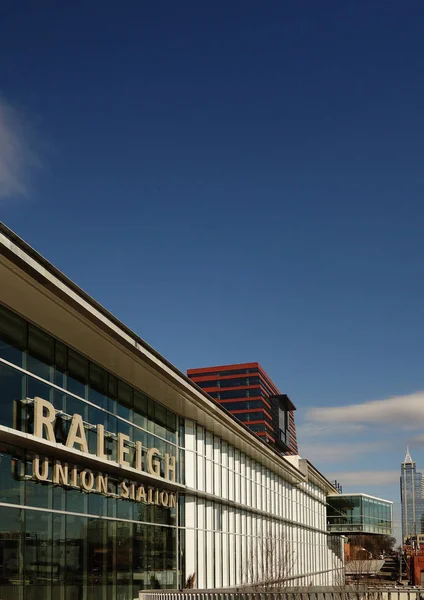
187, 362, 298, 455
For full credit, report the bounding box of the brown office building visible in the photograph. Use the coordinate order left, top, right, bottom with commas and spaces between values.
187, 363, 298, 455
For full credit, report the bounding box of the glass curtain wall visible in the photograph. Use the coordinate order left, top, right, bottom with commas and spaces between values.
401, 461, 424, 541
0, 303, 183, 600
327, 495, 392, 535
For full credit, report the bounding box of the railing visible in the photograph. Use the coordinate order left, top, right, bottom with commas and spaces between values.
139, 588, 424, 600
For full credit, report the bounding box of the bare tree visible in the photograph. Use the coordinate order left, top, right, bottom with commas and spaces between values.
332, 552, 385, 600
244, 526, 297, 591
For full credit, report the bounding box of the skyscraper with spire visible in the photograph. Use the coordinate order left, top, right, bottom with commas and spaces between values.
400, 448, 424, 542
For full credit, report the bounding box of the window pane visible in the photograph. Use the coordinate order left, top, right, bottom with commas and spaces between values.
28, 374, 52, 407
25, 456, 52, 509
27, 325, 54, 381
0, 506, 24, 593
25, 509, 53, 600
52, 513, 66, 598
0, 362, 26, 428
154, 404, 167, 439
0, 304, 27, 366
166, 411, 177, 443
0, 444, 24, 504
117, 380, 133, 421
67, 350, 88, 397
66, 515, 87, 595
134, 391, 148, 430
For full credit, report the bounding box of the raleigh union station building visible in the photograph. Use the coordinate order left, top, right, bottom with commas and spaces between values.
0, 223, 344, 599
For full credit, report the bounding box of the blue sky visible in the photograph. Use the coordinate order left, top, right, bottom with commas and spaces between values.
2, 1, 424, 539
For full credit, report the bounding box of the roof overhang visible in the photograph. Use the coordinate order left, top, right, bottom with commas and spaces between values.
0, 223, 308, 487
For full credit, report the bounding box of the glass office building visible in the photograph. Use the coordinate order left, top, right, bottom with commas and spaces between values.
327, 494, 393, 535
401, 448, 424, 542
0, 223, 343, 599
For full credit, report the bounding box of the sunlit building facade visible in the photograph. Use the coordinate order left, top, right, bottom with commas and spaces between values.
0, 223, 343, 600
401, 448, 424, 542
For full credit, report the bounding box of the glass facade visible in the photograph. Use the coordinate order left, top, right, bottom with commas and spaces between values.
0, 303, 181, 599
400, 450, 424, 542
327, 494, 392, 535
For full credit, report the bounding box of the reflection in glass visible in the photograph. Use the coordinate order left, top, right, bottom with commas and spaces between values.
0, 304, 26, 366
27, 324, 54, 382
0, 444, 24, 505
24, 455, 52, 510
0, 305, 181, 597
0, 506, 23, 598
25, 509, 53, 600
0, 362, 26, 429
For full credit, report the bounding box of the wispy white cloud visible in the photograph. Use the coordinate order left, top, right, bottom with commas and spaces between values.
297, 422, 366, 439
326, 470, 399, 487
306, 391, 424, 430
0, 97, 40, 200
300, 441, 386, 464
300, 392, 411, 534
298, 392, 421, 479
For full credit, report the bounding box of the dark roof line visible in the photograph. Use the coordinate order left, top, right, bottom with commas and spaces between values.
0, 221, 192, 385
0, 221, 324, 485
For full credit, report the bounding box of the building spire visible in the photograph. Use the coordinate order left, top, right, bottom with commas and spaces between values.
404, 446, 414, 463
